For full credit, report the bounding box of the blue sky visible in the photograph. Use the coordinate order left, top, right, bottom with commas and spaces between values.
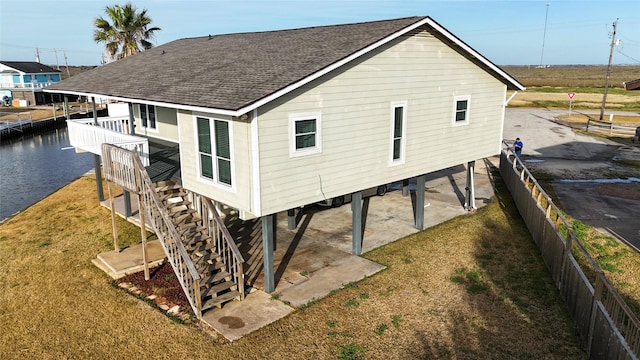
1, 0, 639, 66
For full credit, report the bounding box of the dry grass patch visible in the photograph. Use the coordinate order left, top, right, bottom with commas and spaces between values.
503, 65, 640, 88
556, 113, 640, 126
508, 90, 640, 111
0, 176, 586, 359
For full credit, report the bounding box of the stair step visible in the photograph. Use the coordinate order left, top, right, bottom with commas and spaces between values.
172, 210, 198, 223
201, 269, 231, 284
165, 199, 191, 209
201, 280, 236, 298
192, 251, 221, 265
155, 182, 182, 193
201, 290, 241, 311
183, 232, 209, 245
176, 221, 203, 232
192, 247, 220, 259
195, 259, 225, 274
154, 180, 178, 188
159, 190, 186, 202
187, 242, 214, 254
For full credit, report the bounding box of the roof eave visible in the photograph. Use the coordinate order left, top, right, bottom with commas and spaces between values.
233, 16, 524, 115
43, 89, 241, 117
423, 18, 525, 91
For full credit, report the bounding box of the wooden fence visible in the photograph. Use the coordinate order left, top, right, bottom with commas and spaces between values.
500, 141, 639, 359
586, 118, 638, 138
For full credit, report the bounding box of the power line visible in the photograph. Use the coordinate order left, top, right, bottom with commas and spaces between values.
616, 49, 640, 64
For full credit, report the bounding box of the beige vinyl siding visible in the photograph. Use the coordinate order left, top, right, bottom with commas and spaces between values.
257, 29, 507, 215
178, 110, 253, 213
134, 105, 179, 142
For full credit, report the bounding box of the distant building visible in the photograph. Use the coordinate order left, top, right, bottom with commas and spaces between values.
0, 61, 63, 105
623, 78, 640, 91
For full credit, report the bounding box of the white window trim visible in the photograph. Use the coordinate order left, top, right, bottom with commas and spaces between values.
138, 103, 159, 133
452, 95, 471, 127
194, 115, 236, 191
289, 112, 322, 158
389, 101, 407, 166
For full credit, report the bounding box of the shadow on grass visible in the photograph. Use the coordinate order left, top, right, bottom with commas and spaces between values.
415, 159, 586, 358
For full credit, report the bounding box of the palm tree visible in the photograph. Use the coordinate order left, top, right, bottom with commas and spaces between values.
94, 3, 161, 62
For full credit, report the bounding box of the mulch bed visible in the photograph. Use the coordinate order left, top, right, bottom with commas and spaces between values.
118, 262, 193, 317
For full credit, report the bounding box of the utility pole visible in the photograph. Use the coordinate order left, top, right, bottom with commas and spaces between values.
599, 19, 618, 121
53, 49, 60, 70
35, 47, 41, 63
540, 3, 550, 67
63, 50, 71, 78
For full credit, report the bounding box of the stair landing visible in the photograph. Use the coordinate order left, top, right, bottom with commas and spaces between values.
92, 240, 166, 279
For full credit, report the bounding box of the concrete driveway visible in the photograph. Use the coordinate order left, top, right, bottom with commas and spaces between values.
503, 108, 640, 250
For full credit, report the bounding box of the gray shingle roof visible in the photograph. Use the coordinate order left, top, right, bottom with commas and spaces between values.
0, 61, 61, 74
46, 16, 523, 112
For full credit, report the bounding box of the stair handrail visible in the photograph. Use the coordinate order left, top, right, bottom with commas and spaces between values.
101, 144, 203, 318
200, 196, 245, 300
134, 156, 203, 317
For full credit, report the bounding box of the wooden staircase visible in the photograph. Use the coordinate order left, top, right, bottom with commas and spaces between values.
101, 143, 245, 319
155, 180, 241, 311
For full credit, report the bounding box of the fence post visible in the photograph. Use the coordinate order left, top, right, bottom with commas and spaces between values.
559, 227, 574, 292
609, 114, 614, 136
587, 273, 605, 356
586, 118, 590, 132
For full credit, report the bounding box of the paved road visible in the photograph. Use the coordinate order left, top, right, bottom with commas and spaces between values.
503, 108, 640, 250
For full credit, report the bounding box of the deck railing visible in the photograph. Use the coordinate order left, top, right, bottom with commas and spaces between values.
500, 140, 640, 358
102, 143, 203, 317
0, 81, 55, 90
0, 111, 32, 131
67, 118, 149, 166
188, 193, 245, 301
73, 117, 131, 134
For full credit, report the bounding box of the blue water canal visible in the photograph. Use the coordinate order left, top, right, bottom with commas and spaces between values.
0, 127, 95, 222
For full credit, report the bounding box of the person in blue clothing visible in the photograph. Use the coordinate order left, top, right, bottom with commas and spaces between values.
513, 137, 523, 167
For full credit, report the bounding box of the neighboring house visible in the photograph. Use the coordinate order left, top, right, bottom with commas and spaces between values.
0, 61, 63, 105
624, 78, 640, 91
45, 16, 524, 315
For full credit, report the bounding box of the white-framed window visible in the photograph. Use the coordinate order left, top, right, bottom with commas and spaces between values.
389, 101, 407, 165
196, 116, 233, 186
139, 104, 157, 130
452, 95, 471, 126
289, 112, 321, 157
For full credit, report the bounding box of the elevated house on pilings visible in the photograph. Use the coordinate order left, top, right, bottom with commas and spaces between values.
0, 61, 63, 105
45, 16, 524, 319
